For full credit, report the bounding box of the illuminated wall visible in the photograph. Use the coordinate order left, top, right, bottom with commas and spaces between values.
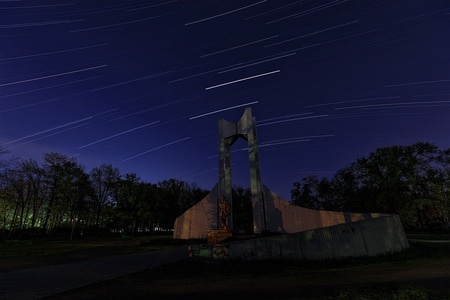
173, 185, 218, 240
173, 185, 392, 240
263, 186, 388, 234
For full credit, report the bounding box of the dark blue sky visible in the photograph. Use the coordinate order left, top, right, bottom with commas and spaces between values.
1, 0, 449, 199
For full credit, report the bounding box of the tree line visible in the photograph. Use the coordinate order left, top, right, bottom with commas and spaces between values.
290, 142, 450, 229
2, 141, 449, 240
0, 151, 208, 239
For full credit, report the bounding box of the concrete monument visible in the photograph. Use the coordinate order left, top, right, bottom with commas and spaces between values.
218, 107, 266, 233
173, 108, 409, 259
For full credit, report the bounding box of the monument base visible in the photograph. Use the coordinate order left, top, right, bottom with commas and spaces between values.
207, 229, 232, 245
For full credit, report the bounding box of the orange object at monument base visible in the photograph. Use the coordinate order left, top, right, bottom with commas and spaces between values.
207, 229, 233, 245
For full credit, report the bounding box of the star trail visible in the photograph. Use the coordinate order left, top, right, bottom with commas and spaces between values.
1, 0, 449, 199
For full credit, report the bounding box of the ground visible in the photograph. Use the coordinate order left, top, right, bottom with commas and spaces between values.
1, 234, 449, 299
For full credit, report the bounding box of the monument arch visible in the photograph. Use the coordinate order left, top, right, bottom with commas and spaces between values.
173, 108, 408, 262
218, 107, 266, 234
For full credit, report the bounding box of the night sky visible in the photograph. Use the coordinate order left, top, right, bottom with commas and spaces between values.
1, 1, 449, 199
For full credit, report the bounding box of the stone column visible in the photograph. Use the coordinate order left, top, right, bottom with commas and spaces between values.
237, 108, 266, 233
217, 108, 266, 234
218, 118, 236, 230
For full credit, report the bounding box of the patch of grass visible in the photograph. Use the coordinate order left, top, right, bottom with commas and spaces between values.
0, 235, 181, 256
4, 234, 450, 299
43, 237, 450, 300
0, 238, 103, 258
44, 256, 449, 300
332, 285, 432, 300
0, 234, 185, 270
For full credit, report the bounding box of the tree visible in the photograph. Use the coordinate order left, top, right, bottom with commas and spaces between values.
290, 176, 326, 209
41, 153, 90, 232
291, 142, 450, 229
1, 162, 26, 234
0, 158, 45, 235
330, 165, 372, 212
232, 185, 252, 232
19, 159, 45, 229
90, 164, 120, 228
355, 143, 444, 227
157, 179, 194, 229
112, 173, 140, 235
134, 182, 161, 233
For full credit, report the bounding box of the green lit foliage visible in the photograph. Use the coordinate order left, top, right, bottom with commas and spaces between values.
40, 153, 92, 232
0, 151, 208, 239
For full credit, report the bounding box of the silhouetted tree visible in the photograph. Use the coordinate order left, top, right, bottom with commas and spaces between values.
0, 149, 211, 237
290, 176, 328, 210
112, 173, 140, 235
18, 159, 44, 229
41, 153, 89, 232
291, 142, 450, 229
90, 164, 120, 228
232, 185, 252, 232
156, 179, 206, 230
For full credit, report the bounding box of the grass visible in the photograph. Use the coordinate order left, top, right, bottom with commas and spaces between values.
0, 234, 188, 271
38, 235, 450, 300
43, 256, 448, 299
2, 233, 449, 299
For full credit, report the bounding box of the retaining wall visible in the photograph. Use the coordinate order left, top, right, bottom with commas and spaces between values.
226, 214, 409, 260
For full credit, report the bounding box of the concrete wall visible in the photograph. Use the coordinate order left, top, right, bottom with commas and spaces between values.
173, 184, 218, 239
263, 186, 387, 234
173, 185, 388, 240
227, 215, 409, 260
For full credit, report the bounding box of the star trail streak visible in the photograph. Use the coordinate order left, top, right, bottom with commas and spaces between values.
78, 121, 160, 149
205, 70, 280, 90
69, 16, 160, 32
0, 65, 107, 87
264, 20, 360, 48
0, 44, 109, 61
304, 97, 402, 108
123, 137, 191, 162
184, 0, 267, 25
0, 76, 103, 99
5, 123, 90, 151
1, 0, 449, 199
189, 101, 259, 120
4, 117, 93, 146
335, 101, 450, 110
200, 36, 279, 57
257, 115, 329, 127
217, 53, 296, 74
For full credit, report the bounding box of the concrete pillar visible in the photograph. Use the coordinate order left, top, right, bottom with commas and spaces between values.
218, 108, 266, 233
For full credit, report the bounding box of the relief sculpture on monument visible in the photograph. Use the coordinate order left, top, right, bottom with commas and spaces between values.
219, 196, 231, 229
